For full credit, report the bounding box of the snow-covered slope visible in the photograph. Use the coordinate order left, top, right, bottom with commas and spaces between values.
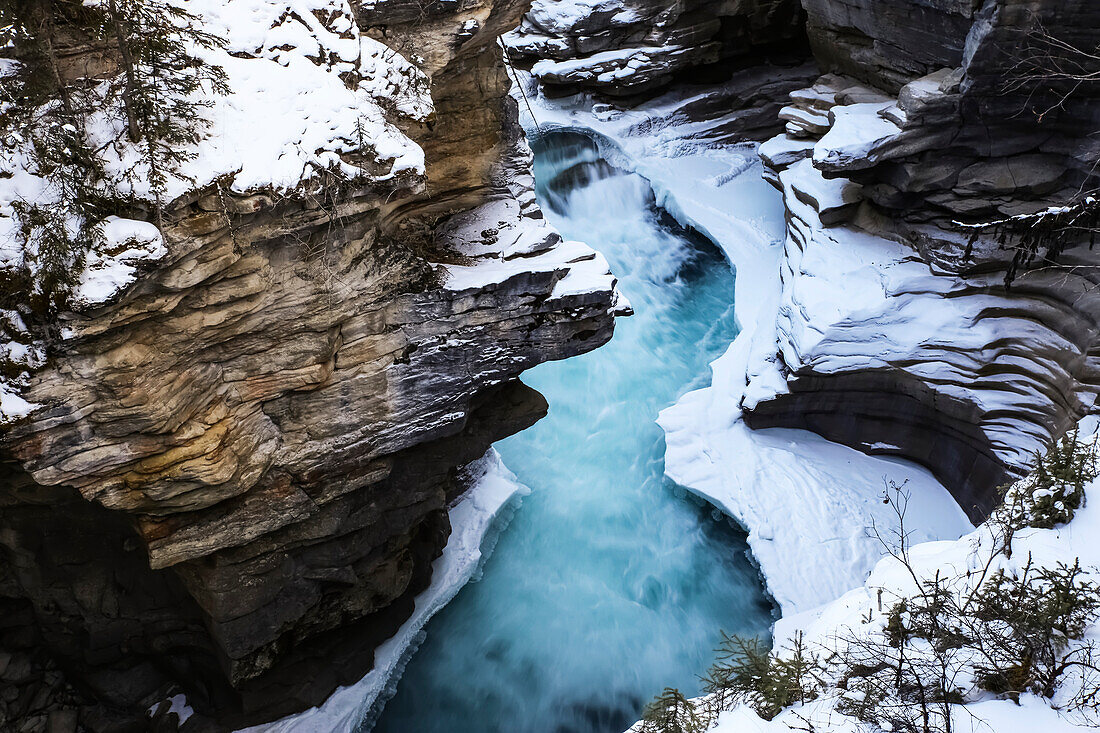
702, 420, 1100, 733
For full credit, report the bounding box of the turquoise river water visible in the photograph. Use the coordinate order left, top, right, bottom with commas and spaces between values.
370, 131, 775, 733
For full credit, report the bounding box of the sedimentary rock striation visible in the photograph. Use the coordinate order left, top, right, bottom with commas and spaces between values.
5, 0, 1100, 728
744, 0, 1100, 519
0, 0, 623, 730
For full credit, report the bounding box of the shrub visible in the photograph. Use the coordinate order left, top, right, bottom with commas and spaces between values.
639, 688, 712, 733
703, 631, 824, 721
1023, 429, 1098, 529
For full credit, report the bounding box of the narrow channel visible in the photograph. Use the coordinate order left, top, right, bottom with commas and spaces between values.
370, 131, 775, 733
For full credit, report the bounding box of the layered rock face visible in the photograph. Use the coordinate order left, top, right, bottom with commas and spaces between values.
510, 0, 1100, 520
0, 0, 623, 730
742, 0, 1100, 519
505, 0, 807, 95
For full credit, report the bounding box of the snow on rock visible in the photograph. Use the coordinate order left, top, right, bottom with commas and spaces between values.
442, 218, 625, 317
748, 80, 1100, 519
812, 101, 901, 172
0, 308, 44, 426
0, 0, 433, 422
0, 383, 37, 425
238, 449, 530, 733
436, 164, 630, 317
1, 0, 431, 266
700, 421, 1100, 733
706, 691, 1082, 733
529, 44, 718, 93
72, 217, 167, 310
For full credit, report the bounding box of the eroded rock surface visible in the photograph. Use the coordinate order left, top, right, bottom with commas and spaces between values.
511, 0, 1100, 522
742, 0, 1100, 519
505, 0, 807, 95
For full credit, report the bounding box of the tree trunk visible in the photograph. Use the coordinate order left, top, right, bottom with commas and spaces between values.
106, 0, 142, 142
38, 15, 76, 118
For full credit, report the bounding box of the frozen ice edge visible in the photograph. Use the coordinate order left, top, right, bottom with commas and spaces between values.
514, 78, 973, 619
237, 449, 530, 733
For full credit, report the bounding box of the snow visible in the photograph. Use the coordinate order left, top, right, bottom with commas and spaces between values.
707, 692, 1081, 733
443, 235, 611, 293
0, 383, 36, 425
531, 44, 676, 84
703, 419, 1100, 733
436, 193, 626, 314
510, 77, 973, 617
147, 693, 194, 726
812, 102, 901, 171
1, 0, 431, 266
238, 450, 530, 733
72, 217, 167, 309
520, 0, 640, 37
82, 0, 431, 201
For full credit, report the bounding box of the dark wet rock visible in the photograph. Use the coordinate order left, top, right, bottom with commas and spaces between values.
505, 0, 807, 96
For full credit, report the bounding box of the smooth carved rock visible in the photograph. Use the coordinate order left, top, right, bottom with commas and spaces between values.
751, 0, 1100, 522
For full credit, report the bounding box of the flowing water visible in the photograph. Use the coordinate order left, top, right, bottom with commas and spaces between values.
371, 131, 775, 733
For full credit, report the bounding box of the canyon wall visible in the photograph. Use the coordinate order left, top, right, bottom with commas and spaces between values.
745, 0, 1100, 519
4, 0, 1100, 730
514, 0, 1100, 520
506, 0, 807, 95
0, 0, 624, 730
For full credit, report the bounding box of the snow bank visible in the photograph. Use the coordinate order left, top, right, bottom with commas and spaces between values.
239, 450, 530, 733
704, 419, 1100, 733
708, 691, 1080, 733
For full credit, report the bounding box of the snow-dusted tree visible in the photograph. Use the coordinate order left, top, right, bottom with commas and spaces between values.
1, 1, 110, 314
0, 0, 227, 313
640, 687, 713, 733
98, 0, 228, 211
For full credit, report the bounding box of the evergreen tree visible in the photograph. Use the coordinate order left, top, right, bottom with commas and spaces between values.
640, 688, 712, 733
0, 0, 228, 313
99, 0, 228, 212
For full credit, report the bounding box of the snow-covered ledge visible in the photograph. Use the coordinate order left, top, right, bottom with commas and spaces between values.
515, 77, 973, 616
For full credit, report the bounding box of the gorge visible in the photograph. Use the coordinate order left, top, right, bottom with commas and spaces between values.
1, 0, 1100, 732
371, 130, 775, 733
